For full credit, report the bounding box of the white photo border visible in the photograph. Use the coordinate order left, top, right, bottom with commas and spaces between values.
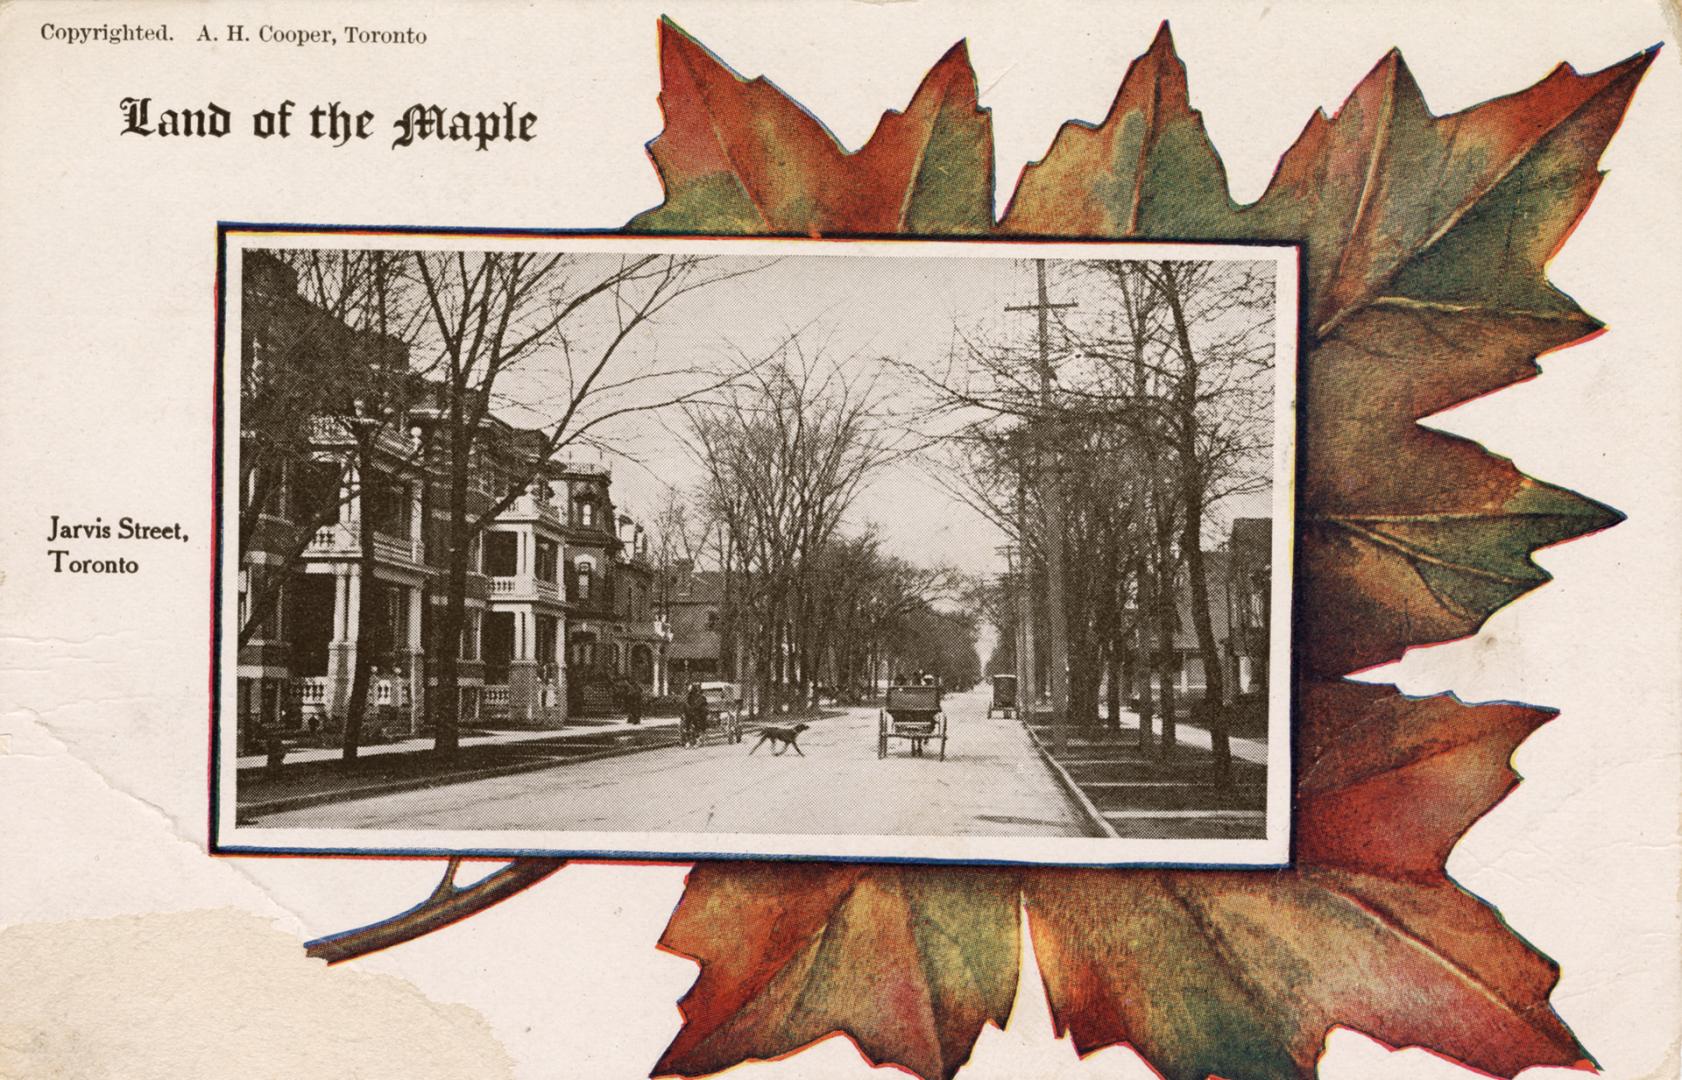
211, 227, 1300, 868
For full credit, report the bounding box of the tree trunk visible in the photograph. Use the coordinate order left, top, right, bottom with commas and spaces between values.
749, 598, 770, 720
1068, 618, 1101, 727
1149, 471, 1179, 760
1181, 502, 1231, 782
719, 549, 736, 682
1136, 647, 1154, 751
769, 610, 784, 714
1064, 530, 1102, 727
1093, 534, 1126, 733
1135, 563, 1155, 752
1155, 558, 1177, 761
341, 440, 378, 764
795, 595, 816, 709
1161, 263, 1232, 783
1104, 638, 1122, 730
433, 414, 471, 757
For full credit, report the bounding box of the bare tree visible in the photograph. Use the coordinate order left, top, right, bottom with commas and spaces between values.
686, 338, 897, 715
1083, 259, 1275, 777
237, 248, 427, 653
906, 257, 1274, 782
644, 483, 700, 617
414, 250, 755, 754
239, 248, 431, 762
319, 251, 426, 763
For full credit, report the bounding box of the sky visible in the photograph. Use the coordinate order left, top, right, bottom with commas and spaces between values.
490, 249, 1278, 587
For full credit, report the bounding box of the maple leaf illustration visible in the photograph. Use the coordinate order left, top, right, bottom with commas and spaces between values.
621, 18, 1654, 1080
628, 25, 994, 236
301, 20, 1653, 1080
660, 683, 1577, 1080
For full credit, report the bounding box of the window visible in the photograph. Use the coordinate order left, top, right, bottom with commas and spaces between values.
535, 539, 559, 583
291, 459, 341, 524
536, 615, 559, 666
239, 567, 283, 641
364, 475, 410, 537
1244, 570, 1268, 630
470, 452, 494, 496
459, 610, 481, 660
380, 585, 405, 657
482, 612, 515, 671
579, 500, 595, 528
573, 559, 592, 601
483, 531, 518, 577
248, 333, 268, 387
243, 464, 265, 515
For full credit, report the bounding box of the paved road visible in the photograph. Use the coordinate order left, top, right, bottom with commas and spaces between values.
261, 687, 1095, 838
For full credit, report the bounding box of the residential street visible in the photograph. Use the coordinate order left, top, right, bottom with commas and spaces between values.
258, 687, 1097, 837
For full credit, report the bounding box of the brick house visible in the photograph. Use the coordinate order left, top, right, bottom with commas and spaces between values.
234, 252, 669, 747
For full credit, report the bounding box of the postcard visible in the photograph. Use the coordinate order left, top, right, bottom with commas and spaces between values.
214, 231, 1299, 867
1, 3, 1677, 1079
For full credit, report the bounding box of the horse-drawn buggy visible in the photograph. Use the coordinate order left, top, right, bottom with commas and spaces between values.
878, 683, 947, 759
987, 673, 1018, 718
681, 681, 743, 747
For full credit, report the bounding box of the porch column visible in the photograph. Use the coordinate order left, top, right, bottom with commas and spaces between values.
508, 606, 541, 725
339, 458, 358, 527
329, 567, 360, 719
409, 483, 423, 561
555, 618, 569, 727
331, 570, 348, 640
346, 569, 361, 644
405, 584, 424, 734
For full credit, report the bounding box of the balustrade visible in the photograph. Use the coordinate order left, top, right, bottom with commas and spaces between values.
306, 524, 423, 564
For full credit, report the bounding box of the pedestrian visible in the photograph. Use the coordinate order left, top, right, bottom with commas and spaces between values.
624, 677, 644, 726
683, 682, 707, 746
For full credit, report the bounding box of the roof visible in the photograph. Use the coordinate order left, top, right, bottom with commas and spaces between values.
1230, 517, 1271, 561
668, 568, 725, 604
1158, 551, 1235, 650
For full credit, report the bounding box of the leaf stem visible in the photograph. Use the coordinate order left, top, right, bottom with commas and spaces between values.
304, 858, 565, 965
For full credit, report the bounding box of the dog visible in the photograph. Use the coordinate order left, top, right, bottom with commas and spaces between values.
748, 723, 809, 756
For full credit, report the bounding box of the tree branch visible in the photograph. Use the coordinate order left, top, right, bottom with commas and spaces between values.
304, 858, 565, 965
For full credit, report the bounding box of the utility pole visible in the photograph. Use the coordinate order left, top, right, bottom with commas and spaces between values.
1007, 260, 1074, 751
1012, 472, 1036, 713
999, 542, 1030, 720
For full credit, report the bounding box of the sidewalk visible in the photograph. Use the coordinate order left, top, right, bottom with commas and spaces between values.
1109, 708, 1270, 764
1023, 707, 1271, 841
1020, 708, 1269, 763
234, 716, 679, 770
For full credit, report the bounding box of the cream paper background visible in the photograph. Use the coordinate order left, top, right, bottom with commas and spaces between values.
0, 2, 1677, 1078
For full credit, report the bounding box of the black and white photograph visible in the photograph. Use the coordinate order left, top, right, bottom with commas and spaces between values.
217, 233, 1296, 865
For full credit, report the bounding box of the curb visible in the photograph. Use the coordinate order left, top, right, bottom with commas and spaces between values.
1022, 723, 1120, 840
236, 734, 681, 822
236, 710, 877, 823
